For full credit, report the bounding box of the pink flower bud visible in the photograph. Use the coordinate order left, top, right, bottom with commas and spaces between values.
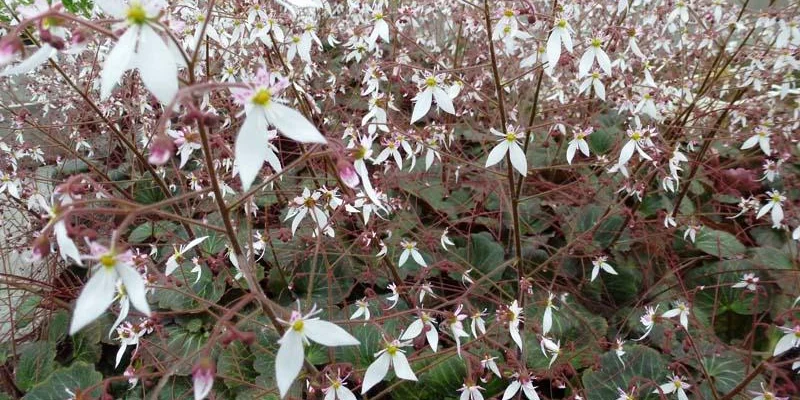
148, 135, 175, 166
337, 159, 360, 189
30, 235, 50, 261
192, 357, 215, 400
0, 37, 22, 67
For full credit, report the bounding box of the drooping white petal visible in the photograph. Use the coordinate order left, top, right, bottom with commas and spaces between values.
618, 140, 636, 165
545, 31, 561, 68
410, 89, 433, 123
597, 50, 612, 75
165, 256, 180, 276
276, 330, 305, 398
756, 202, 773, 220
361, 352, 391, 394
303, 320, 360, 346
773, 332, 796, 356
485, 141, 509, 168
135, 25, 178, 104
101, 27, 139, 100
566, 141, 577, 164
115, 341, 130, 368
578, 139, 590, 157
70, 267, 117, 334
54, 221, 83, 265
502, 380, 521, 400
543, 307, 553, 335
410, 249, 427, 267
521, 382, 540, 400
509, 325, 522, 349
95, 0, 127, 18
578, 50, 594, 77
336, 386, 357, 400
391, 352, 418, 381
235, 110, 270, 191
425, 323, 439, 352
771, 203, 784, 226
740, 135, 759, 150
508, 142, 528, 176
432, 87, 455, 115
593, 79, 606, 101
109, 297, 130, 337
398, 249, 410, 267
117, 263, 151, 316
1, 45, 56, 76
265, 103, 327, 144
400, 319, 424, 340
590, 265, 600, 282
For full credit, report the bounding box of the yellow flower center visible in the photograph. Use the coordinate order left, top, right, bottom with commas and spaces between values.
100, 254, 116, 269
673, 379, 683, 389
386, 344, 398, 355
631, 131, 642, 141
503, 9, 514, 17
332, 380, 341, 389
126, 3, 148, 25
557, 19, 567, 28
375, 12, 384, 20
591, 38, 602, 48
292, 319, 304, 332
771, 194, 782, 203
425, 77, 438, 88
304, 197, 316, 208
252, 89, 272, 106
506, 132, 518, 142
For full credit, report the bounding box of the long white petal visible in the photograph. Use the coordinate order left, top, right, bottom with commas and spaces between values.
165, 256, 180, 276
184, 236, 209, 252
502, 381, 521, 400
578, 50, 594, 78
597, 50, 612, 75
336, 386, 357, 400
391, 352, 418, 381
304, 320, 360, 346
756, 203, 773, 220
398, 249, 409, 267
265, 103, 327, 144
618, 140, 636, 165
136, 25, 178, 104
432, 87, 455, 115
411, 250, 427, 267
117, 264, 151, 316
400, 319, 423, 340
115, 342, 129, 368
236, 110, 270, 191
543, 307, 553, 335
566, 141, 577, 164
361, 353, 391, 394
109, 297, 130, 337
1, 45, 55, 76
508, 142, 528, 176
276, 331, 305, 398
485, 141, 509, 168
54, 221, 83, 265
95, 0, 126, 18
740, 135, 759, 150
425, 323, 439, 352
101, 27, 139, 100
774, 332, 796, 356
70, 268, 117, 334
545, 31, 561, 68
410, 89, 433, 123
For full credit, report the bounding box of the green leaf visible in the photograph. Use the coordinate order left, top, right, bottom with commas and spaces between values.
450, 232, 506, 279
22, 362, 102, 400
134, 175, 167, 204
153, 325, 211, 375
15, 341, 56, 391
694, 229, 746, 258
750, 247, 794, 270
128, 221, 179, 244
392, 355, 465, 400
218, 342, 257, 392
582, 345, 669, 400
156, 263, 226, 310
694, 353, 749, 396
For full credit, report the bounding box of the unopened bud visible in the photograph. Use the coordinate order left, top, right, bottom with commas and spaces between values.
336, 159, 360, 189
148, 135, 175, 165
0, 36, 22, 67
192, 357, 215, 400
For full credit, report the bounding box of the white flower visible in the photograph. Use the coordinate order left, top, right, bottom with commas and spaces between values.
441, 228, 456, 250
634, 305, 658, 341
741, 126, 772, 156
578, 37, 612, 77
756, 190, 786, 228
653, 375, 690, 400
350, 298, 370, 321
502, 373, 540, 400
793, 225, 800, 241
567, 127, 592, 164
540, 337, 561, 368
275, 305, 360, 398
70, 244, 151, 335
367, 8, 390, 48
442, 304, 470, 357
507, 300, 524, 349
542, 292, 557, 336
546, 16, 574, 71
165, 236, 208, 276
619, 127, 654, 166
773, 324, 800, 356
96, 0, 178, 103
616, 387, 637, 400
399, 239, 426, 267
361, 339, 418, 394
590, 256, 618, 282
613, 338, 626, 365
459, 383, 485, 400
38, 195, 82, 266
231, 69, 326, 191
471, 309, 487, 338
683, 224, 701, 243
400, 311, 439, 352
662, 301, 691, 331
481, 356, 501, 378
322, 371, 357, 400
732, 273, 760, 291
285, 188, 334, 237
410, 73, 456, 123
109, 281, 131, 337
749, 382, 789, 400
114, 322, 143, 368
578, 72, 606, 100
485, 126, 527, 176
192, 358, 215, 400
386, 283, 400, 309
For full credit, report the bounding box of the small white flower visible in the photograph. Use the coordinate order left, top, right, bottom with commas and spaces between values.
653, 375, 690, 400
400, 311, 439, 352
662, 301, 691, 331
634, 305, 658, 341
507, 300, 524, 349
485, 126, 528, 176
165, 236, 208, 276
732, 273, 760, 291
386, 283, 400, 309
540, 337, 561, 368
773, 324, 800, 356
741, 126, 772, 156
322, 370, 357, 400
616, 387, 637, 400
459, 383, 485, 400
441, 228, 456, 250
275, 305, 360, 398
410, 73, 456, 123
481, 356, 501, 378
567, 127, 592, 164
749, 382, 789, 400
619, 126, 655, 166
502, 373, 540, 400
399, 239, 426, 267
546, 16, 574, 71
578, 37, 612, 77
350, 298, 371, 321
361, 339, 418, 394
70, 244, 151, 335
756, 190, 786, 228
442, 304, 470, 357
613, 338, 626, 366
542, 292, 557, 336
471, 309, 487, 338
683, 224, 701, 243
590, 256, 618, 282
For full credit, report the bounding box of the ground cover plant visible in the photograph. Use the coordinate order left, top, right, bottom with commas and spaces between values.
0, 0, 799, 399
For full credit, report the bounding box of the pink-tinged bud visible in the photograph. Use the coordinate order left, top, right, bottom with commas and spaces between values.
0, 37, 22, 67
30, 235, 50, 261
148, 135, 175, 165
70, 29, 89, 48
337, 159, 360, 189
192, 358, 215, 400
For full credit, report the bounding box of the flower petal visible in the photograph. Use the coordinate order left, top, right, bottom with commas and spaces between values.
117, 264, 151, 316
109, 297, 130, 338
509, 142, 528, 176
362, 353, 391, 394
391, 352, 418, 381
502, 381, 521, 400
276, 331, 305, 398
236, 110, 270, 191
265, 103, 327, 144
410, 89, 433, 123
485, 141, 509, 168
101, 27, 139, 100
70, 267, 117, 334
304, 319, 360, 346
136, 25, 178, 104
432, 87, 455, 115
54, 221, 83, 266
400, 319, 423, 340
